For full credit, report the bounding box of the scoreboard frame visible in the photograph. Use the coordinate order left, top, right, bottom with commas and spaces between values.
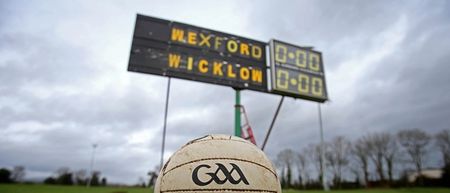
269, 39, 328, 102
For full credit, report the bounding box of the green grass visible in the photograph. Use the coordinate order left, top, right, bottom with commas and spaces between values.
0, 184, 449, 193
0, 184, 151, 193
283, 188, 450, 193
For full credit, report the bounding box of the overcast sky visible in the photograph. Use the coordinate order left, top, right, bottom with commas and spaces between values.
1, 0, 449, 184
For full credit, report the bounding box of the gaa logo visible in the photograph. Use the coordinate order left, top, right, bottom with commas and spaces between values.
192, 163, 249, 186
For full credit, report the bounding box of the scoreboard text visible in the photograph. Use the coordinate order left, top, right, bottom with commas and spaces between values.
128, 15, 268, 92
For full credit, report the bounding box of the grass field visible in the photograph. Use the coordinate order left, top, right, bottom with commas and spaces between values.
0, 184, 449, 193
0, 184, 150, 193
283, 188, 450, 193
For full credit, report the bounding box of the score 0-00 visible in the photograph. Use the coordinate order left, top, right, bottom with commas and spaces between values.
271, 41, 327, 99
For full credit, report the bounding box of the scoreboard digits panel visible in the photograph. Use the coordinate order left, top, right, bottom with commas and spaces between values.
269, 40, 328, 102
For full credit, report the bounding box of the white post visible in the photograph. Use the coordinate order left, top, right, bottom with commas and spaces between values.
318, 104, 329, 191
160, 77, 171, 169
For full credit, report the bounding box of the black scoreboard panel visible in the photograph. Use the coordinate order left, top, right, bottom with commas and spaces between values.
128, 15, 329, 102
269, 40, 328, 102
128, 14, 268, 92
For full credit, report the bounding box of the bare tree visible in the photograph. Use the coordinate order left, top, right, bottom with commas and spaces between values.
305, 143, 325, 183
381, 132, 398, 184
276, 149, 295, 188
296, 151, 309, 188
74, 169, 87, 185
397, 129, 430, 176
365, 133, 388, 182
325, 136, 351, 188
348, 160, 361, 185
10, 166, 25, 183
435, 129, 450, 166
352, 137, 370, 187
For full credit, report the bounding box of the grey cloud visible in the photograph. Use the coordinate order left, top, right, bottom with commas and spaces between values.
1, 0, 450, 184
242, 0, 450, 158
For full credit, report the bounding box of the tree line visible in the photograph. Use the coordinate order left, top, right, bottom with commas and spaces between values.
43, 167, 107, 186
0, 166, 107, 186
0, 166, 25, 183
275, 128, 450, 189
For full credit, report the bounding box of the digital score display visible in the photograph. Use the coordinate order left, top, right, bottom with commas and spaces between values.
269, 40, 328, 102
128, 14, 268, 92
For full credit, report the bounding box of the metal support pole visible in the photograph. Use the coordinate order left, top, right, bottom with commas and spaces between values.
261, 96, 284, 151
87, 143, 98, 188
160, 78, 171, 169
234, 89, 241, 137
318, 103, 329, 191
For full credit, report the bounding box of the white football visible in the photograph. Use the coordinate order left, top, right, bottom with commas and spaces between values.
154, 134, 281, 193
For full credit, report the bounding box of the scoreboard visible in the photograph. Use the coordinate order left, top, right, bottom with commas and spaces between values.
128, 14, 328, 103
269, 40, 328, 102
